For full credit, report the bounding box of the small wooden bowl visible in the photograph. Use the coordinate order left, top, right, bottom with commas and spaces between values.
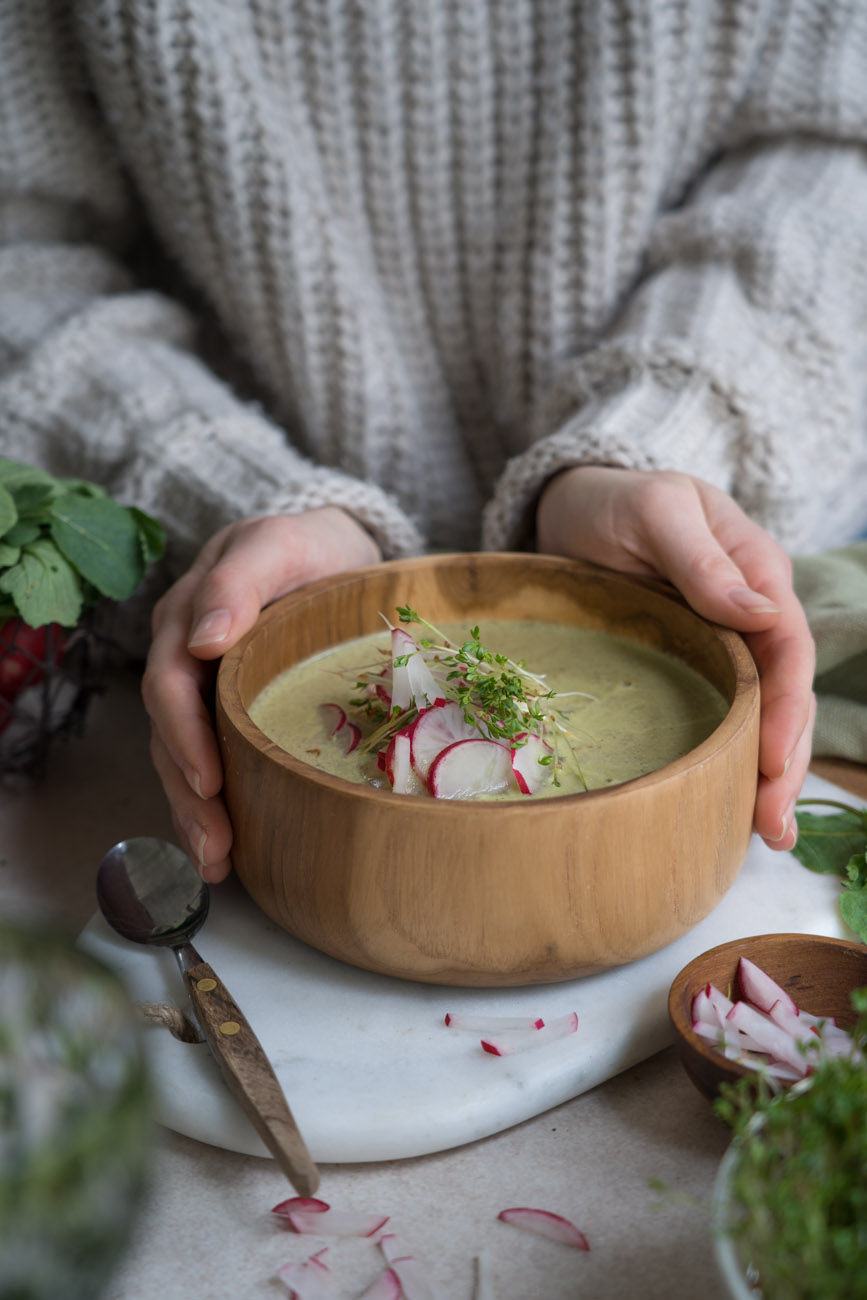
668, 932, 867, 1101
216, 552, 760, 986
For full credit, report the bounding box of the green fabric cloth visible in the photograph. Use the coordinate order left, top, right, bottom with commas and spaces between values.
793, 541, 867, 762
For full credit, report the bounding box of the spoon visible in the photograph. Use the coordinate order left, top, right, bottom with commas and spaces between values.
96, 836, 320, 1196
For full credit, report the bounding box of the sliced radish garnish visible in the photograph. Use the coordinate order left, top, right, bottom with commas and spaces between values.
410, 701, 478, 780
319, 703, 347, 736
357, 1268, 402, 1300
283, 1207, 391, 1237
481, 1011, 578, 1056
276, 1248, 333, 1298
497, 1207, 590, 1251
444, 1012, 545, 1031
273, 1197, 331, 1220
388, 732, 412, 794
429, 739, 515, 800
725, 1001, 809, 1075
738, 956, 799, 1015
335, 721, 361, 755
390, 628, 439, 714
510, 732, 554, 796
377, 1234, 440, 1300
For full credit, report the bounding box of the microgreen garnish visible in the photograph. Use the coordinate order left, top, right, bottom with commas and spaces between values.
714, 988, 867, 1298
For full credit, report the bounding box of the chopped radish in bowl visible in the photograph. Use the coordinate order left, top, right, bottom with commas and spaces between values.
497, 1207, 590, 1251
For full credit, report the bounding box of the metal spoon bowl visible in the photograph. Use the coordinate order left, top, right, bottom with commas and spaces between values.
96, 836, 319, 1195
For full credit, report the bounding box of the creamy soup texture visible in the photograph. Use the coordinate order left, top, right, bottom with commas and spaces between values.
249, 620, 728, 800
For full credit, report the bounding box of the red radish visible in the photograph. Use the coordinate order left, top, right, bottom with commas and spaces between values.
480, 1011, 578, 1056
428, 738, 515, 800
358, 1269, 402, 1299
387, 731, 412, 793
389, 627, 439, 714
738, 956, 798, 1015
273, 1198, 331, 1220
410, 701, 478, 780
497, 1207, 590, 1251
378, 1234, 440, 1299
725, 1001, 810, 1075
276, 1247, 333, 1298
0, 619, 65, 699
509, 732, 554, 795
444, 1012, 545, 1031
274, 1196, 389, 1238
319, 703, 347, 736
336, 721, 361, 755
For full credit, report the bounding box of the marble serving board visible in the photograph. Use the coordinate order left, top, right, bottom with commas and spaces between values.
79, 772, 853, 1165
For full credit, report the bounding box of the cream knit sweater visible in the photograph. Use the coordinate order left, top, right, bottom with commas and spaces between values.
2, 0, 867, 641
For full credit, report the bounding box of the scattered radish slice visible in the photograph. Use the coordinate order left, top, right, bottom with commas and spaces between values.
497, 1207, 590, 1251
285, 1208, 391, 1238
276, 1247, 334, 1298
410, 701, 479, 780
444, 1012, 545, 1031
510, 732, 554, 795
377, 1234, 440, 1299
481, 1011, 578, 1056
429, 738, 515, 800
274, 1197, 331, 1220
357, 1268, 402, 1299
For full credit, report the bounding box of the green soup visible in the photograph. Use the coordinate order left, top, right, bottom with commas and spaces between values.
249, 619, 728, 799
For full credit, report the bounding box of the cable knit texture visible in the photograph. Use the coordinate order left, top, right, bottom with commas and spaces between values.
2, 0, 867, 646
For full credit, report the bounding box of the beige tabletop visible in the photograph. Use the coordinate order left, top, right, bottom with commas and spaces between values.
3, 668, 864, 1300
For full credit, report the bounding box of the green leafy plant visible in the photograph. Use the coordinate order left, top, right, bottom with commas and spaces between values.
0, 458, 164, 630
713, 988, 867, 1299
791, 799, 867, 944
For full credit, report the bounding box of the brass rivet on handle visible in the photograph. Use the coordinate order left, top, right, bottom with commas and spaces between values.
219, 1020, 241, 1036
196, 977, 217, 992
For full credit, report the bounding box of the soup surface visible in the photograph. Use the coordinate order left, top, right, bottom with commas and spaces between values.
249, 619, 728, 799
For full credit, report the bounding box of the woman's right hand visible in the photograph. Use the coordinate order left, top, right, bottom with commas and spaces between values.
141, 508, 382, 882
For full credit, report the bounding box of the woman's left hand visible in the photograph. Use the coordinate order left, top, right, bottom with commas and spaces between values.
536, 465, 816, 851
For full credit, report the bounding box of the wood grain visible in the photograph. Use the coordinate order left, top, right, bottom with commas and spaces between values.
216, 553, 761, 986
184, 960, 319, 1195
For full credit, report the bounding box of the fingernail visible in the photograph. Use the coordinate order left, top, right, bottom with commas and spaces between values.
183, 764, 203, 799
183, 820, 208, 872
729, 586, 781, 615
771, 797, 797, 842
188, 609, 232, 647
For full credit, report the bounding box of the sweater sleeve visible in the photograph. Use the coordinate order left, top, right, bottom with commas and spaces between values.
481, 2, 867, 556
0, 3, 423, 634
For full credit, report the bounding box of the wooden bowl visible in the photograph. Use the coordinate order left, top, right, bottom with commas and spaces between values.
216, 552, 760, 986
668, 932, 867, 1101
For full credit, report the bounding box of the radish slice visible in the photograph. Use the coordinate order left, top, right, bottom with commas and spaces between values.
284, 1207, 391, 1237
388, 732, 412, 794
410, 701, 478, 780
336, 721, 361, 755
497, 1207, 590, 1251
390, 628, 439, 714
378, 1234, 440, 1300
319, 703, 347, 736
429, 739, 515, 800
481, 1011, 578, 1056
357, 1268, 402, 1299
510, 732, 554, 795
273, 1197, 331, 1220
725, 1001, 809, 1075
690, 986, 720, 1027
276, 1248, 333, 1298
444, 1012, 545, 1031
738, 956, 798, 1015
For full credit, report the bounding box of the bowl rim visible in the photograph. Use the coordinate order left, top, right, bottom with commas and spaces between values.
667, 931, 867, 1088
216, 551, 760, 813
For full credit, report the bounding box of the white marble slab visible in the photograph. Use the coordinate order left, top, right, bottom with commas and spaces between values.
78, 771, 853, 1165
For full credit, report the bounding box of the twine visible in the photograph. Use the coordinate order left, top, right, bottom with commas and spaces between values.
137, 1000, 204, 1044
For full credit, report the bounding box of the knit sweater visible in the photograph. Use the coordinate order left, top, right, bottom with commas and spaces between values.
2, 0, 867, 644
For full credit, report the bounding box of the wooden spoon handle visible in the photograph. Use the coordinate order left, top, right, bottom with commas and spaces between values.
183, 959, 319, 1195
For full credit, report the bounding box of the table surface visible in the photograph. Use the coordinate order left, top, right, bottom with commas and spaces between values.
3, 668, 865, 1300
